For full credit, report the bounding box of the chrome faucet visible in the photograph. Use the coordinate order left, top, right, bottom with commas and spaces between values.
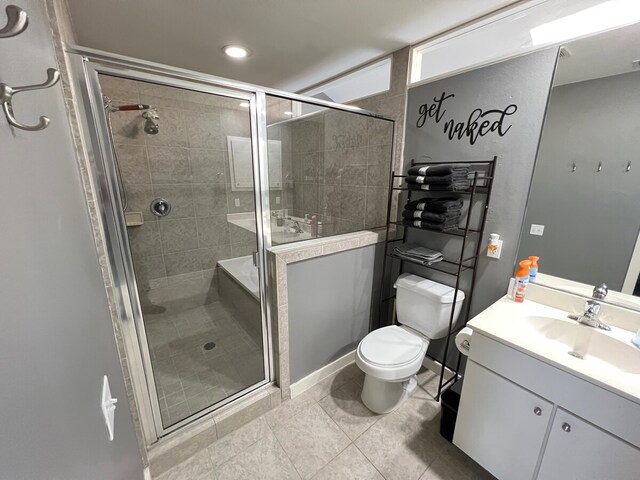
286, 218, 304, 234
576, 283, 611, 331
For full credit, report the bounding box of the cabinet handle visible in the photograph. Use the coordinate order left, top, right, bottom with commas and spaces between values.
561, 422, 571, 433
533, 407, 542, 416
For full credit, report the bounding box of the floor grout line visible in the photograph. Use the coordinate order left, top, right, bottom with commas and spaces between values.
264, 413, 304, 479
353, 442, 388, 480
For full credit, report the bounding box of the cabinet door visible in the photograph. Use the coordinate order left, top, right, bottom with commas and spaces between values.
537, 408, 640, 480
454, 361, 553, 480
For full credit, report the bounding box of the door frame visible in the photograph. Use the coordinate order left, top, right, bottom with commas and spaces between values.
68, 54, 274, 441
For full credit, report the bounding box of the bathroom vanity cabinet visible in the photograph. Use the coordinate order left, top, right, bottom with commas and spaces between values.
454, 332, 640, 480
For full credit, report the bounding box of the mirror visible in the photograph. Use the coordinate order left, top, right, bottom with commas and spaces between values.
228, 136, 282, 190
517, 21, 640, 310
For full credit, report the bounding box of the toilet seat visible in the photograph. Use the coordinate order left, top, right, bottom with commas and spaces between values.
356, 325, 428, 381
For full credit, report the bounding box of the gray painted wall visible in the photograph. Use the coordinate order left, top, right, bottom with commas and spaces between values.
518, 71, 640, 290
287, 244, 384, 382
403, 49, 558, 360
0, 1, 143, 478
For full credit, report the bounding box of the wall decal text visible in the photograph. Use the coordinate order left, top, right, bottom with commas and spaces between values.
416, 91, 518, 145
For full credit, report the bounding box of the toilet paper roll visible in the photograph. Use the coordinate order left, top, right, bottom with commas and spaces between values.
455, 327, 473, 355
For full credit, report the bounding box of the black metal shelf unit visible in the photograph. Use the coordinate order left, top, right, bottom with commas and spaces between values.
378, 157, 496, 401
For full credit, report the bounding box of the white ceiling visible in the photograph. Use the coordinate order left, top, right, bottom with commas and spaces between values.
555, 22, 640, 86
65, 0, 518, 92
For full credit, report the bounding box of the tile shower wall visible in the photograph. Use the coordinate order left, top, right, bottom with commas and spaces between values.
266, 100, 394, 236
101, 75, 269, 297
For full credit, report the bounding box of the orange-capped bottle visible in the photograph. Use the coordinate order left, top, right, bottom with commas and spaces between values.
528, 256, 539, 282
513, 260, 532, 303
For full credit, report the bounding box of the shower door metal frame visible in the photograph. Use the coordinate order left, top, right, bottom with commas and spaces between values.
68, 54, 275, 441
66, 45, 393, 444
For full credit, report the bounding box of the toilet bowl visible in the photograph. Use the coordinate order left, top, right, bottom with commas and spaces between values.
356, 274, 464, 414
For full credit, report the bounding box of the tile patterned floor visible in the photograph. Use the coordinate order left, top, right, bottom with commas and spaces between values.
154, 366, 495, 480
145, 300, 264, 427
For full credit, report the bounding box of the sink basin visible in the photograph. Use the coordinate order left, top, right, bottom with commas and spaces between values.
467, 291, 640, 404
271, 230, 312, 245
522, 315, 640, 375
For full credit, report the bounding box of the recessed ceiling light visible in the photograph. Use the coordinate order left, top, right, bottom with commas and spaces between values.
239, 102, 250, 108
223, 45, 250, 58
284, 111, 294, 116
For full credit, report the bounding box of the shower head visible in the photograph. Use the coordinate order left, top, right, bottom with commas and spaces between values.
104, 96, 160, 135
142, 108, 160, 135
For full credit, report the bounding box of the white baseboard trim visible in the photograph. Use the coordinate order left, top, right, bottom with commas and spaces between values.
422, 356, 457, 380
290, 350, 356, 399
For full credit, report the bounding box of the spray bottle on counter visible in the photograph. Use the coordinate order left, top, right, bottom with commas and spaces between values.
528, 256, 540, 282
513, 260, 532, 303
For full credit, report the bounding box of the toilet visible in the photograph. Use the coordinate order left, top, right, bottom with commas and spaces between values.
356, 273, 465, 414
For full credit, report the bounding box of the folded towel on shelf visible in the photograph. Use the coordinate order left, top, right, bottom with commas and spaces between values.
405, 197, 464, 213
401, 209, 460, 223
405, 173, 468, 185
407, 163, 470, 177
408, 181, 470, 192
393, 243, 443, 265
402, 218, 460, 232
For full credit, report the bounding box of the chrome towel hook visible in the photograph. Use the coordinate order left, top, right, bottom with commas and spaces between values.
1, 68, 60, 131
0, 5, 28, 38
626, 161, 631, 172
596, 161, 602, 172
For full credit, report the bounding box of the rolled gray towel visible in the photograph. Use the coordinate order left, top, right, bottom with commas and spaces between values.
402, 209, 460, 223
405, 173, 469, 185
405, 197, 463, 213
402, 218, 460, 232
408, 181, 470, 192
407, 163, 470, 176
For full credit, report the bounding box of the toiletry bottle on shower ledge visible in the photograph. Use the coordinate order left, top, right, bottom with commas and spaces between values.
513, 260, 532, 303
528, 256, 539, 282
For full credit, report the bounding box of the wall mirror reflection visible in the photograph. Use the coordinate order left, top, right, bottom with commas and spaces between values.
517, 22, 640, 310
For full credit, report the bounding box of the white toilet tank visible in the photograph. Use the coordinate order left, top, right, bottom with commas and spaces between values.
394, 273, 465, 339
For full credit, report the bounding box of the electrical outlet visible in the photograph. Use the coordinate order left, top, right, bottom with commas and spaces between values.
487, 239, 503, 259
276, 196, 281, 205
530, 224, 545, 236
101, 376, 117, 441
234, 198, 240, 207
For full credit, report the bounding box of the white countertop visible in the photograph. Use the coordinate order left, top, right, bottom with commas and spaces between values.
226, 212, 313, 245
467, 295, 640, 405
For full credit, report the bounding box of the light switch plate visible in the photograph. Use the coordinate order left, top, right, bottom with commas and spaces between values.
530, 224, 545, 236
101, 375, 118, 441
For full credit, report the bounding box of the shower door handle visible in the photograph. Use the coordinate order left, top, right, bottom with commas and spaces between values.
252, 251, 259, 268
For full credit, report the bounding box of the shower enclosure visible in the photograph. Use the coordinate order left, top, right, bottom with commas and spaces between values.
68, 48, 393, 443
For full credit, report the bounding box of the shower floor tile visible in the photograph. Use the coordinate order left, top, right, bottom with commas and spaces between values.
144, 299, 264, 427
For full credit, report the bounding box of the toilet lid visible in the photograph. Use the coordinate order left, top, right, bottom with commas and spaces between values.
359, 325, 425, 367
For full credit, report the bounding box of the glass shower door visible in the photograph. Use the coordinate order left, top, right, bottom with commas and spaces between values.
99, 74, 267, 430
